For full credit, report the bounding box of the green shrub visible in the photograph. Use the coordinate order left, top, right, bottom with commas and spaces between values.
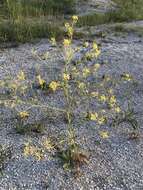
0, 0, 74, 42
44, 0, 76, 14
111, 0, 143, 21
0, 21, 15, 42
6, 0, 76, 17
79, 0, 143, 26
0, 145, 12, 172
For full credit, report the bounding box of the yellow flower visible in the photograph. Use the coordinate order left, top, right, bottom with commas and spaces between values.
50, 37, 56, 46
34, 151, 43, 161
31, 48, 37, 56
89, 112, 98, 121
17, 70, 25, 80
19, 111, 29, 119
90, 91, 99, 97
37, 75, 45, 87
105, 76, 111, 82
72, 67, 79, 74
93, 42, 98, 50
72, 15, 78, 23
49, 81, 59, 92
24, 143, 32, 157
91, 42, 101, 58
109, 103, 115, 108
83, 67, 90, 77
63, 73, 70, 81
114, 106, 121, 113
75, 47, 81, 52
95, 49, 101, 58
121, 73, 133, 81
42, 138, 55, 151
78, 82, 85, 89
24, 143, 43, 161
68, 27, 74, 37
42, 52, 49, 60
11, 83, 18, 90
65, 22, 70, 29
84, 42, 89, 48
99, 95, 107, 102
64, 22, 74, 37
101, 109, 106, 113
94, 63, 100, 71
108, 89, 113, 94
63, 39, 71, 47
97, 116, 106, 125
100, 131, 109, 139
109, 95, 116, 104
72, 66, 77, 72
99, 82, 104, 87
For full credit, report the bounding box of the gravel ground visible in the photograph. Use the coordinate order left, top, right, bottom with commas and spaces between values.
0, 32, 143, 190
76, 0, 115, 15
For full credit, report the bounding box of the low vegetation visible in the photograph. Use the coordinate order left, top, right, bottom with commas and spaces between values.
0, 16, 140, 174
0, 145, 12, 173
112, 0, 143, 22
79, 0, 143, 26
0, 0, 143, 43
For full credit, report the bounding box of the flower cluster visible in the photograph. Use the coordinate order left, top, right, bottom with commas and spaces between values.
49, 81, 59, 92
24, 142, 43, 161
19, 111, 29, 119
37, 75, 46, 88
1, 15, 135, 170
87, 112, 106, 125
17, 70, 25, 80
121, 73, 133, 81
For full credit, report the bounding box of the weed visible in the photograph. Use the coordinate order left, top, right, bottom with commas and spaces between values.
58, 143, 89, 175
0, 145, 12, 173
1, 0, 143, 42
78, 13, 109, 27
0, 0, 67, 42
112, 0, 143, 22
78, 0, 143, 27
0, 14, 140, 175
15, 122, 44, 135
111, 103, 139, 131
